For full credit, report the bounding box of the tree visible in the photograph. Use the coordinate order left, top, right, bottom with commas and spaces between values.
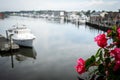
85, 10, 91, 17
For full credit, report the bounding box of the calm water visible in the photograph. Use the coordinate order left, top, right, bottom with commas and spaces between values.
0, 16, 103, 80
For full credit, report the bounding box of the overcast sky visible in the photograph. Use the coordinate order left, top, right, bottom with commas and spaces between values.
0, 0, 120, 11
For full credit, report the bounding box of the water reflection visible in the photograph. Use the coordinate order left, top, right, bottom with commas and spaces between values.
0, 47, 37, 68
40, 17, 106, 33
44, 18, 66, 24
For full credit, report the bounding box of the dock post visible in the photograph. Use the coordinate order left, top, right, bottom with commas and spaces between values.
9, 34, 13, 51
6, 30, 8, 40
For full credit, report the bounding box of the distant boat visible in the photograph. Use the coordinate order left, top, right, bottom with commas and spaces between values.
7, 24, 36, 47
78, 18, 86, 23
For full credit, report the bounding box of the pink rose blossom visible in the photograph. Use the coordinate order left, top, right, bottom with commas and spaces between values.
111, 48, 120, 71
110, 48, 120, 61
117, 33, 120, 39
114, 60, 120, 71
75, 58, 85, 74
117, 27, 120, 39
117, 27, 120, 34
107, 29, 112, 35
94, 34, 107, 48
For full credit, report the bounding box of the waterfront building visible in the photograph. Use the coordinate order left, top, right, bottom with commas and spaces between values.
89, 11, 120, 27
0, 13, 4, 19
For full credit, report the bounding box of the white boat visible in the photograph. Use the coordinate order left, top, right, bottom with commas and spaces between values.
7, 25, 36, 47
78, 18, 86, 23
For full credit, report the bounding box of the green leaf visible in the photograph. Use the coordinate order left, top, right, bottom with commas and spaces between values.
104, 49, 109, 57
105, 57, 111, 65
95, 48, 104, 65
98, 64, 105, 75
96, 58, 101, 64
111, 25, 117, 32
99, 52, 103, 62
95, 48, 102, 58
85, 55, 96, 70
91, 55, 96, 62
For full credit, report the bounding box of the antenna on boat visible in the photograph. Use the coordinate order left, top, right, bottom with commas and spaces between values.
12, 25, 15, 27
23, 24, 25, 26
17, 23, 19, 28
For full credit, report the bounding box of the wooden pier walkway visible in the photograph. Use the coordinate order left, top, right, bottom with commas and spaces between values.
0, 34, 19, 52
85, 22, 111, 32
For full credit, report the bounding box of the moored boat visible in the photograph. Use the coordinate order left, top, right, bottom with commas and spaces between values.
6, 25, 36, 47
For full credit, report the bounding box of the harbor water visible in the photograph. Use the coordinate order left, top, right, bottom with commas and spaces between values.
0, 16, 103, 80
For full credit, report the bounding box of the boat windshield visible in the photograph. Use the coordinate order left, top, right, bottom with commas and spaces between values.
14, 29, 31, 34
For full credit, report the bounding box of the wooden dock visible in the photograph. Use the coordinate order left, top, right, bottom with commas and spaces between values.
0, 34, 19, 52
85, 22, 111, 32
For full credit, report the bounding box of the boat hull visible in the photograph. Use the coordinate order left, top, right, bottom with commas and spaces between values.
13, 39, 34, 47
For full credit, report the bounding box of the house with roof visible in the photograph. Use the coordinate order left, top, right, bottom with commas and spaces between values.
104, 12, 120, 26
89, 12, 108, 24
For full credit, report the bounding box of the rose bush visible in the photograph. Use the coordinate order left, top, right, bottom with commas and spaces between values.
75, 26, 120, 80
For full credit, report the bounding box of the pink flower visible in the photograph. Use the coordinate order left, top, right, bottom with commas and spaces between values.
75, 58, 85, 74
118, 34, 120, 38
94, 34, 107, 48
107, 29, 112, 35
110, 48, 120, 61
111, 48, 120, 71
117, 27, 120, 34
114, 60, 120, 71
